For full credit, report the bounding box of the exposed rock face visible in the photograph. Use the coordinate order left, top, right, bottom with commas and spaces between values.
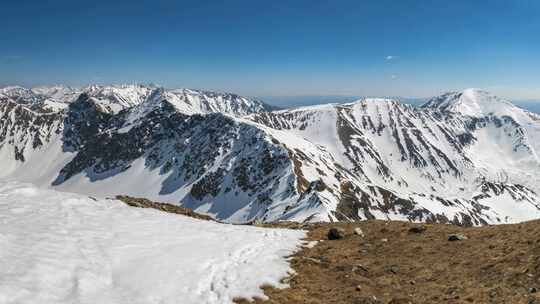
0, 96, 64, 159
1, 86, 540, 224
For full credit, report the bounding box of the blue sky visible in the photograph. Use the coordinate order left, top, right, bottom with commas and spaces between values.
1, 0, 539, 99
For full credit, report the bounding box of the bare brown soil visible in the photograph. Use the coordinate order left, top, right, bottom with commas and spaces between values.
238, 220, 540, 304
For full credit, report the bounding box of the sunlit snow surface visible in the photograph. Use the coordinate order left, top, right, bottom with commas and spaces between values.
0, 181, 305, 304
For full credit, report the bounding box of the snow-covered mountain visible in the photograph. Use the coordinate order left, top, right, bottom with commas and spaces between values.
250, 91, 540, 224
1, 85, 539, 225
0, 84, 274, 115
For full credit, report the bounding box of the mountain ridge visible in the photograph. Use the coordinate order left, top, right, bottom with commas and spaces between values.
1, 85, 539, 225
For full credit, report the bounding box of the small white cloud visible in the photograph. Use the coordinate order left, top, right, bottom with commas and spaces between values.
385, 55, 398, 61
391, 74, 398, 80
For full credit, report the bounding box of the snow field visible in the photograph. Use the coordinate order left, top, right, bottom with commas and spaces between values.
0, 182, 305, 304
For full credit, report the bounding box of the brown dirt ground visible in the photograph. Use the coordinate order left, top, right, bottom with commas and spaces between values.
116, 195, 216, 221
237, 220, 540, 304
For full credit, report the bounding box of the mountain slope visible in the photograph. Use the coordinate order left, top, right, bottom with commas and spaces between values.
0, 91, 335, 222
1, 86, 539, 225
249, 90, 540, 224
423, 88, 540, 191
253, 220, 540, 304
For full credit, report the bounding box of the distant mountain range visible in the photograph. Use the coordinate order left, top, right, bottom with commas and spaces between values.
260, 94, 540, 114
1, 85, 540, 225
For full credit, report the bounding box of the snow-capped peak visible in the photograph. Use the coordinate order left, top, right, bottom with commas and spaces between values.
0, 86, 40, 104
0, 85, 27, 93
422, 88, 518, 117
31, 85, 78, 97
0, 84, 273, 117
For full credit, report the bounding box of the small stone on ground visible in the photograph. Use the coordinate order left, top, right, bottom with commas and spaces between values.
448, 233, 468, 241
327, 227, 346, 240
409, 225, 427, 233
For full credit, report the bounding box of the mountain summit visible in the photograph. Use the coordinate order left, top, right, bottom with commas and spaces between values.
423, 88, 518, 117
